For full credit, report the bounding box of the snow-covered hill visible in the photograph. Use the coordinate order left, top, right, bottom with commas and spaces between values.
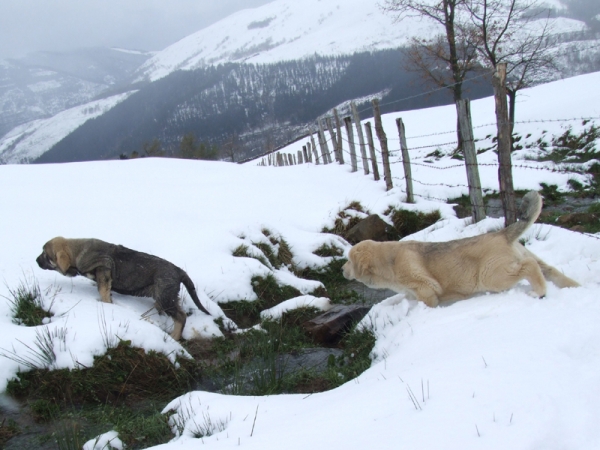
1, 71, 599, 449
0, 47, 152, 138
135, 0, 587, 82
0, 91, 134, 164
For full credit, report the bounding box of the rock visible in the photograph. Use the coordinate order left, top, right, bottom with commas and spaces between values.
345, 214, 391, 244
302, 304, 371, 344
570, 225, 586, 233
556, 212, 598, 226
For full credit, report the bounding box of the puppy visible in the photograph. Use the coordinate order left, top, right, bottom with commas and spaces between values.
36, 237, 211, 340
342, 191, 579, 307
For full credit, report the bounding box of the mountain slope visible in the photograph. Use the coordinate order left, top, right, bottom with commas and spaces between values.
135, 0, 432, 82
0, 48, 152, 137
135, 0, 587, 82
34, 51, 493, 164
0, 92, 134, 164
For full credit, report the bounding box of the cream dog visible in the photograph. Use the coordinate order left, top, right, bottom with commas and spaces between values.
342, 191, 579, 306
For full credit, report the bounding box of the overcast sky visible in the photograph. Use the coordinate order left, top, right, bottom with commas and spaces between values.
0, 0, 273, 60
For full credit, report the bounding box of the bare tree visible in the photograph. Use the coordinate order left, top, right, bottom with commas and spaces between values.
382, 0, 480, 148
221, 131, 242, 163
465, 0, 557, 135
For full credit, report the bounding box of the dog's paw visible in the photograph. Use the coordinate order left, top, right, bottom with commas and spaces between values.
526, 290, 545, 299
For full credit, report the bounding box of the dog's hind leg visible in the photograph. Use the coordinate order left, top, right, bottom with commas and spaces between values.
156, 284, 187, 340
519, 257, 547, 298
528, 251, 580, 288
95, 268, 113, 303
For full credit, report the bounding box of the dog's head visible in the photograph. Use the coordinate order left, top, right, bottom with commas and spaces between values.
342, 241, 375, 283
36, 237, 78, 277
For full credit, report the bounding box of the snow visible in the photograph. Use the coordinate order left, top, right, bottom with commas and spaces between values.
136, 0, 590, 82
0, 91, 134, 163
0, 71, 599, 449
135, 0, 445, 82
83, 430, 123, 450
260, 295, 332, 320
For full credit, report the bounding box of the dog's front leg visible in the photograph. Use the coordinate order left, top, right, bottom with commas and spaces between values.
95, 268, 113, 303
414, 285, 440, 308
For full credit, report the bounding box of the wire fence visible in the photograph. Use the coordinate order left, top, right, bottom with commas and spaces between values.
257, 99, 599, 224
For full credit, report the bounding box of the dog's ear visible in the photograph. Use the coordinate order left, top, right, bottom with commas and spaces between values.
351, 248, 373, 277
55, 250, 71, 274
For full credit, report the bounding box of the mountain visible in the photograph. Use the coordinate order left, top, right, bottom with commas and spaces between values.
134, 0, 431, 82
134, 0, 588, 83
0, 47, 152, 137
33, 51, 494, 164
1, 0, 598, 164
0, 92, 134, 164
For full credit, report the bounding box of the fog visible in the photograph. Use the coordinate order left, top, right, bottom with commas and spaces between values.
0, 0, 273, 59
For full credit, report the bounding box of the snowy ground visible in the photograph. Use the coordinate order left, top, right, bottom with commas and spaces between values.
1, 72, 599, 449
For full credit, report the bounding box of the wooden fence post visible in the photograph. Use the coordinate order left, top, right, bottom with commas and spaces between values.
310, 134, 320, 165
364, 122, 380, 181
316, 122, 331, 165
351, 102, 369, 175
395, 118, 414, 203
372, 99, 393, 191
318, 120, 332, 164
457, 99, 486, 222
297, 150, 303, 164
302, 145, 308, 163
326, 117, 339, 162
492, 63, 516, 226
344, 117, 358, 172
334, 108, 345, 165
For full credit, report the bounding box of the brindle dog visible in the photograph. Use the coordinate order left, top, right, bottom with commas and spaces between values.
36, 237, 211, 340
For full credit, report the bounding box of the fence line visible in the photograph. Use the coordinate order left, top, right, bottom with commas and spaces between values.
256, 91, 598, 223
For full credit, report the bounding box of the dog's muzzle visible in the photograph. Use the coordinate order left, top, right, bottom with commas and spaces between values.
36, 253, 53, 270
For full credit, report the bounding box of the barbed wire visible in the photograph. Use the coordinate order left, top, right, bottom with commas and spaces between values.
355, 70, 495, 115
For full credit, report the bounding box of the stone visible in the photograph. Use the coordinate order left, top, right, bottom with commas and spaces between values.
556, 212, 598, 226
302, 304, 371, 344
345, 214, 391, 244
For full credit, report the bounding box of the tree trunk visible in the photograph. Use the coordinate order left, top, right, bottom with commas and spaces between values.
508, 88, 516, 143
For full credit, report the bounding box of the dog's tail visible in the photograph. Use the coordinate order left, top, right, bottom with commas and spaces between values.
502, 190, 543, 243
180, 271, 211, 315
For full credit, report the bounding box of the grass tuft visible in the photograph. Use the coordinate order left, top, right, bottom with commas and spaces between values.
322, 202, 368, 238
221, 275, 302, 328
313, 243, 344, 257
6, 340, 197, 406
383, 207, 441, 239
5, 278, 53, 327
0, 419, 20, 447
